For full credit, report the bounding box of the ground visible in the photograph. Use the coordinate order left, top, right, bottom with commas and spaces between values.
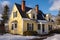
0, 33, 60, 40
44, 34, 60, 40
0, 33, 40, 40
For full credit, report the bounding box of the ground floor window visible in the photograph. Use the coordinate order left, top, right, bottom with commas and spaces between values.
38, 24, 41, 30
48, 25, 52, 31
11, 24, 14, 30
11, 23, 17, 30
42, 24, 45, 32
27, 23, 34, 31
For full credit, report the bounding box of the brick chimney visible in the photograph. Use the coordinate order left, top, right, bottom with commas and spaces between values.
35, 5, 39, 13
21, 0, 25, 12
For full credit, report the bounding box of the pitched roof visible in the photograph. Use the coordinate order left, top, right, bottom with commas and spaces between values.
37, 10, 46, 20
15, 3, 45, 20
15, 3, 32, 18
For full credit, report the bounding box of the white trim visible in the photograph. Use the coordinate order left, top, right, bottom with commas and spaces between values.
23, 18, 30, 20
27, 9, 32, 14
22, 19, 23, 34
37, 20, 47, 24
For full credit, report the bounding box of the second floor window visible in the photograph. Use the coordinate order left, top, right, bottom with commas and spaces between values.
13, 11, 17, 18
49, 18, 50, 21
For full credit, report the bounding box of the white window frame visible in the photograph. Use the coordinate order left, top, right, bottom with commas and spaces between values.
27, 23, 33, 31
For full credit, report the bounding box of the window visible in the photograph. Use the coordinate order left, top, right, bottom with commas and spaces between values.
11, 24, 14, 30
49, 18, 50, 21
27, 23, 34, 31
51, 25, 52, 30
32, 23, 34, 30
42, 24, 45, 32
48, 25, 52, 31
38, 24, 41, 30
33, 14, 35, 19
11, 23, 17, 30
13, 11, 17, 18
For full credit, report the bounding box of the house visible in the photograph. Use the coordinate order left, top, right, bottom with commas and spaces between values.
8, 0, 54, 35
55, 9, 60, 29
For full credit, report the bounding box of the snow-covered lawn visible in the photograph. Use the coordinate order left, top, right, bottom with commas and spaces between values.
1, 33, 60, 40
0, 33, 40, 40
44, 34, 60, 40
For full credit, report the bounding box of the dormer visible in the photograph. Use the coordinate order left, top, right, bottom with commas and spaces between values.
46, 13, 52, 21
27, 9, 37, 19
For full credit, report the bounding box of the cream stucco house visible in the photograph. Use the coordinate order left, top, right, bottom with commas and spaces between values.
8, 0, 54, 35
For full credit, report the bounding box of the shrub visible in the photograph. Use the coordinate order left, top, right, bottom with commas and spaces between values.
23, 31, 38, 36
50, 29, 60, 34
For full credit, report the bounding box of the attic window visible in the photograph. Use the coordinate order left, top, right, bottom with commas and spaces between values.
33, 14, 35, 19
49, 18, 50, 21
13, 11, 17, 18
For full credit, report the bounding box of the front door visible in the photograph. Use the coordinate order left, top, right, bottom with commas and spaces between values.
37, 24, 41, 34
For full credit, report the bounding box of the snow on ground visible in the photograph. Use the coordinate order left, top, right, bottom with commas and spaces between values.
0, 33, 40, 40
44, 34, 60, 40
1, 33, 60, 40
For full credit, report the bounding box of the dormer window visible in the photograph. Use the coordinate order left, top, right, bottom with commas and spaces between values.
13, 11, 17, 18
33, 14, 35, 19
49, 18, 50, 21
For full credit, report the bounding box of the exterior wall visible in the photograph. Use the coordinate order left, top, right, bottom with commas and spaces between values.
37, 22, 49, 34
8, 4, 23, 35
23, 20, 49, 35
23, 20, 37, 32
45, 14, 55, 31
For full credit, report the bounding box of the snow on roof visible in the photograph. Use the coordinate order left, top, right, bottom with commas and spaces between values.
23, 18, 30, 20
37, 20, 47, 24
